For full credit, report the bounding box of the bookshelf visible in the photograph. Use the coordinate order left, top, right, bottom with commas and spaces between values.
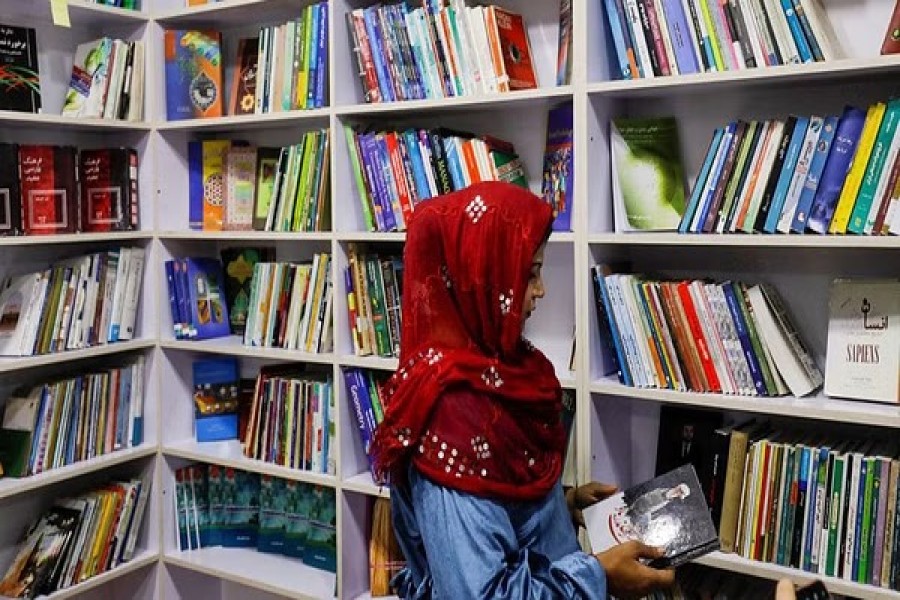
0, 0, 897, 598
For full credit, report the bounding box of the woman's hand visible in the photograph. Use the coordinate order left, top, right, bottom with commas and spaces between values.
595, 541, 675, 599
565, 482, 618, 528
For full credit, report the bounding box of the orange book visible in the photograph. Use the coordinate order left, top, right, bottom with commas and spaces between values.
490, 6, 538, 90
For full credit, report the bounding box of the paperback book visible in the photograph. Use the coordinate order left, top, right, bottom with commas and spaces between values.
583, 464, 720, 567
0, 24, 40, 113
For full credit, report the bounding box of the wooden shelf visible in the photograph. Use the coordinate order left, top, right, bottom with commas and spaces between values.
154, 109, 330, 132
162, 439, 337, 488
0, 110, 151, 132
159, 337, 335, 366
0, 339, 155, 374
587, 55, 900, 98
164, 547, 336, 600
335, 86, 574, 117
588, 232, 900, 249
0, 445, 156, 501
590, 378, 900, 428
696, 552, 900, 599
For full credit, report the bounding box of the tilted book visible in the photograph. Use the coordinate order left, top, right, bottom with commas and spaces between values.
825, 279, 900, 404
583, 463, 720, 568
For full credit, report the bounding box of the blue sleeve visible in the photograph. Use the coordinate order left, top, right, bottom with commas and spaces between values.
403, 467, 607, 600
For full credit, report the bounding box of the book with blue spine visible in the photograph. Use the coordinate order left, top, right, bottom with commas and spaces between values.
764, 116, 809, 233
542, 102, 574, 231
807, 106, 867, 233
791, 114, 838, 232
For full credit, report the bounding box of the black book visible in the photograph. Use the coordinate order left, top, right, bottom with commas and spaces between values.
0, 24, 41, 113
584, 464, 721, 568
0, 143, 21, 235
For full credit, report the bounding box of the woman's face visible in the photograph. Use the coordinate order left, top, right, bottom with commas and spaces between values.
523, 243, 546, 320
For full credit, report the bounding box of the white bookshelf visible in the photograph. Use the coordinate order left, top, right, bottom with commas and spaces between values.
1, 0, 897, 597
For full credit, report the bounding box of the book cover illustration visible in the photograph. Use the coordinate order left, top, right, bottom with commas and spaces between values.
583, 464, 720, 568
185, 257, 230, 340
62, 38, 112, 118
611, 117, 687, 231
164, 30, 223, 121
303, 485, 337, 573
0, 24, 40, 113
258, 475, 287, 554
192, 357, 240, 415
825, 279, 900, 404
282, 480, 313, 559
541, 102, 573, 231
491, 7, 538, 90
229, 37, 259, 116
220, 247, 273, 335
219, 467, 259, 547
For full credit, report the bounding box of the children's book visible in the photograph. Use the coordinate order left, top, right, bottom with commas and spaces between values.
164, 30, 223, 121
583, 464, 720, 568
611, 117, 687, 231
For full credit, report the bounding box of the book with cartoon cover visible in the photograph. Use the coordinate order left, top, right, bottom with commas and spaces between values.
583, 464, 719, 568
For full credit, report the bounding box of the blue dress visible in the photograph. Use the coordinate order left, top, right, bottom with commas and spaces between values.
390, 465, 608, 599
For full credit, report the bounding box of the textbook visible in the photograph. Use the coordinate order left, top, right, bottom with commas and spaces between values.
583, 464, 720, 568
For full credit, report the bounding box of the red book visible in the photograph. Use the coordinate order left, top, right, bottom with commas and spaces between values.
79, 148, 139, 232
490, 7, 538, 90
18, 145, 79, 235
882, 0, 900, 54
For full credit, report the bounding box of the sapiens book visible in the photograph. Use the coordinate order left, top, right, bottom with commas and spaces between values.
824, 279, 899, 404
583, 464, 720, 568
611, 117, 687, 231
541, 102, 573, 231
79, 148, 139, 232
0, 24, 41, 113
164, 30, 223, 121
18, 145, 79, 235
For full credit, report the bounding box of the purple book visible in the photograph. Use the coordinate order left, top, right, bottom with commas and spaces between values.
660, 0, 700, 74
806, 106, 866, 234
541, 102, 574, 231
872, 458, 891, 585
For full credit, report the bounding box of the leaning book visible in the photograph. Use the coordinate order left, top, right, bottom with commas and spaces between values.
825, 279, 900, 404
583, 464, 719, 568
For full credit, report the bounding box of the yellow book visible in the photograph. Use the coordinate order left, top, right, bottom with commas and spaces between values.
295, 6, 314, 109
829, 102, 885, 233
84, 490, 116, 580
202, 140, 230, 231
304, 253, 328, 352
700, 0, 725, 71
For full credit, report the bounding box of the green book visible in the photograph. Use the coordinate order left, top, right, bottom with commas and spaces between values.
611, 117, 686, 231
849, 98, 900, 234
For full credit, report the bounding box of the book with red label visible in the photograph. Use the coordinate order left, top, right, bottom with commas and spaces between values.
79, 148, 140, 232
489, 7, 538, 90
0, 143, 21, 236
18, 145, 79, 235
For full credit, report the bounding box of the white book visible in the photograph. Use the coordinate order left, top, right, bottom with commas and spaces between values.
62, 38, 113, 118
108, 247, 131, 342
0, 273, 43, 356
118, 247, 145, 341
127, 41, 145, 122
797, 0, 843, 60
824, 279, 900, 403
689, 281, 736, 394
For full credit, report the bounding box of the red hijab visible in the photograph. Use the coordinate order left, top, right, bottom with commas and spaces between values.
370, 181, 565, 502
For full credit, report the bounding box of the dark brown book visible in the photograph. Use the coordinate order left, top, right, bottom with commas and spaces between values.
229, 37, 259, 116
881, 0, 900, 54
0, 143, 21, 235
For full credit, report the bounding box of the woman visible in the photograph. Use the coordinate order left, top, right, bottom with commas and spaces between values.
370, 181, 675, 599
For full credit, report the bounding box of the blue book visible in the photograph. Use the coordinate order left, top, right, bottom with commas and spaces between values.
184, 257, 231, 340
694, 123, 736, 232
258, 475, 288, 554
188, 141, 203, 230
542, 102, 574, 231
442, 137, 467, 190
303, 486, 337, 572
791, 0, 823, 61
807, 106, 867, 233
764, 116, 809, 233
681, 128, 724, 233
360, 133, 396, 231
314, 2, 328, 108
591, 266, 632, 386
306, 5, 320, 110
791, 115, 838, 232
364, 6, 395, 102
780, 0, 813, 62
603, 0, 635, 79
661, 0, 700, 73
402, 130, 432, 201
722, 283, 766, 396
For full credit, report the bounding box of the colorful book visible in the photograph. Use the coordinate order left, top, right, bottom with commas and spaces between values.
0, 24, 40, 113
164, 30, 223, 121
541, 102, 574, 231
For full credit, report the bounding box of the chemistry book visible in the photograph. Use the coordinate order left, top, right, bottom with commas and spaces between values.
583, 463, 720, 568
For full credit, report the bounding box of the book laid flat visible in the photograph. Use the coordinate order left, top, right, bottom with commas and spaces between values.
583, 464, 720, 568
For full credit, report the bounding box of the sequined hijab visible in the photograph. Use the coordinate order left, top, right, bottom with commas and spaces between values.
370, 181, 565, 501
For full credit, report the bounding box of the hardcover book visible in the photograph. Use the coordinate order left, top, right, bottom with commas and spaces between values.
229, 37, 259, 116
0, 143, 22, 235
164, 30, 223, 121
583, 464, 720, 568
0, 24, 41, 113
611, 117, 687, 231
825, 279, 900, 404
220, 247, 273, 335
79, 148, 139, 232
490, 7, 538, 90
18, 145, 79, 235
541, 102, 574, 231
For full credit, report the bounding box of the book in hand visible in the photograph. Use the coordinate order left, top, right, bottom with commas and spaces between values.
583, 464, 720, 568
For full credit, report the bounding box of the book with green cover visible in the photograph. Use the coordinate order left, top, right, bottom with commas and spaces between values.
611, 117, 687, 231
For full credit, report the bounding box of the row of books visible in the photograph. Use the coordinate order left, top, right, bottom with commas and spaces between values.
165, 257, 230, 341
0, 247, 146, 357
345, 125, 527, 232
347, 1, 537, 104
62, 37, 145, 122
0, 477, 150, 598
231, 5, 329, 115
345, 246, 402, 358
0, 359, 144, 479
241, 367, 334, 474
173, 463, 337, 572
187, 132, 330, 232
244, 254, 334, 353
591, 267, 823, 397
344, 368, 387, 477
0, 144, 140, 236
601, 0, 840, 80
727, 422, 900, 589
683, 101, 900, 236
